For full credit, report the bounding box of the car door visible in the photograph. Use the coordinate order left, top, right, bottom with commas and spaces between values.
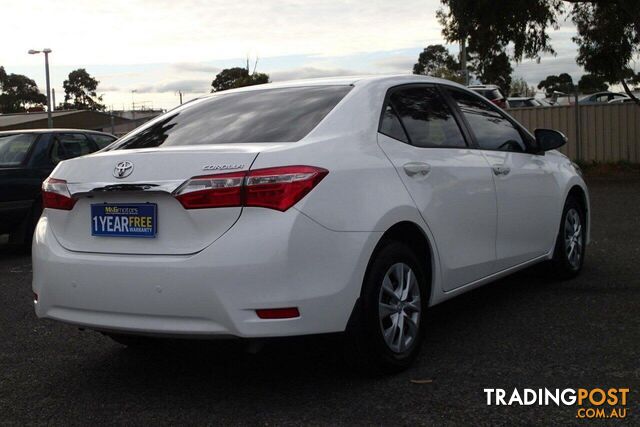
445, 87, 561, 271
0, 133, 44, 232
377, 84, 498, 291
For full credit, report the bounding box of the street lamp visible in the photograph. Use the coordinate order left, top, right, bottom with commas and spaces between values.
28, 48, 53, 129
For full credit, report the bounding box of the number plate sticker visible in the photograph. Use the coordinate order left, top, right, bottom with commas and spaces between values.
91, 204, 157, 237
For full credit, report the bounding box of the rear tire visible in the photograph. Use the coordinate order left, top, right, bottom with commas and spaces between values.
550, 196, 586, 279
344, 240, 428, 375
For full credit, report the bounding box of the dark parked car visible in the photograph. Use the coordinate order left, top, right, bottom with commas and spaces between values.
0, 129, 117, 246
468, 84, 509, 108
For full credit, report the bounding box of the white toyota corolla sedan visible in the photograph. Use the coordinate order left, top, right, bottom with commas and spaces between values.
33, 75, 589, 372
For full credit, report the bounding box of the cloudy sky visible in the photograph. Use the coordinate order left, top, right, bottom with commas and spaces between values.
1, 0, 584, 110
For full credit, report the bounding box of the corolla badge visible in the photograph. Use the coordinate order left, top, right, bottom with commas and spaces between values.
202, 164, 245, 171
113, 160, 134, 178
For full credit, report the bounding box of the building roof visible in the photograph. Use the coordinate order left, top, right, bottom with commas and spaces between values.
0, 110, 80, 127
0, 110, 132, 131
0, 128, 116, 136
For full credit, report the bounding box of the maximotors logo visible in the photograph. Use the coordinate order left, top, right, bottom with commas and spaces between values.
484, 388, 630, 419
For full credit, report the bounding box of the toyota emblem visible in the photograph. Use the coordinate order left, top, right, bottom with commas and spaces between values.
113, 160, 134, 178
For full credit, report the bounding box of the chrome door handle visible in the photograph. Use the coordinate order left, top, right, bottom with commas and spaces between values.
492, 165, 511, 176
403, 162, 431, 178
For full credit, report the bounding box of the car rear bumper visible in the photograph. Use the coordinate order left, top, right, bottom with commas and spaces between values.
32, 208, 380, 338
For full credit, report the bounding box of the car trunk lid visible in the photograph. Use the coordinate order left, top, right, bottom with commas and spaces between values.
46, 145, 278, 255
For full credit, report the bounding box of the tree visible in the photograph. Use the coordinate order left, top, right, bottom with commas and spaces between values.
437, 0, 640, 104
413, 44, 467, 84
537, 73, 575, 97
437, 0, 561, 62
473, 52, 513, 95
0, 69, 47, 113
571, 1, 639, 101
0, 66, 6, 89
578, 74, 609, 94
413, 45, 457, 75
511, 76, 536, 97
211, 67, 269, 92
63, 69, 105, 111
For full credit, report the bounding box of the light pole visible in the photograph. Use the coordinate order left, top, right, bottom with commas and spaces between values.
28, 48, 53, 128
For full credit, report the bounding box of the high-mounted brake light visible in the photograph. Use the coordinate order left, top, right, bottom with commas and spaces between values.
174, 165, 328, 211
42, 177, 76, 210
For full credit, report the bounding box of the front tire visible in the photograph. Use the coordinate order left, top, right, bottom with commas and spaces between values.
550, 196, 586, 279
345, 240, 428, 374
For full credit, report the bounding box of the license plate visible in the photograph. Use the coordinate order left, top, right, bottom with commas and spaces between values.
91, 203, 157, 238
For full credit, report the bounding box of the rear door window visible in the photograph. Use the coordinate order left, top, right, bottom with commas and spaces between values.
383, 86, 467, 148
0, 133, 37, 166
109, 86, 352, 150
50, 133, 98, 164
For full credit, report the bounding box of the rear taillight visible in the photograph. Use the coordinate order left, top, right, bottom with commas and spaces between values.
174, 172, 244, 209
174, 165, 328, 211
244, 166, 328, 211
42, 177, 76, 210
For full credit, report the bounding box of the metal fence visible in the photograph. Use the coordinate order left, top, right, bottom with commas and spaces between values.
507, 103, 640, 163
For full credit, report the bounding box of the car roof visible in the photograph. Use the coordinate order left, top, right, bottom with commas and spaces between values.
0, 128, 115, 137
201, 74, 468, 96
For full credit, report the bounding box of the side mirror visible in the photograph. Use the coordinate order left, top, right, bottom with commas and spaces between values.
535, 128, 567, 152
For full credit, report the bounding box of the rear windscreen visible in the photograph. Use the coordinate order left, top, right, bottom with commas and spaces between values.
109, 85, 352, 150
0, 133, 37, 167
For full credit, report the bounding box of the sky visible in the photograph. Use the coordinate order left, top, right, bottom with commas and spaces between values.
0, 0, 587, 110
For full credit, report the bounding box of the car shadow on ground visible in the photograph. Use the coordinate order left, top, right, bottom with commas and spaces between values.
49, 263, 559, 387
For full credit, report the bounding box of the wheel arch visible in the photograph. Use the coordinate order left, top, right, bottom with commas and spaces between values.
364, 221, 435, 303
566, 183, 590, 244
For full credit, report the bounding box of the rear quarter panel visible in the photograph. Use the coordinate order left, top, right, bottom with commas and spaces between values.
249, 81, 444, 305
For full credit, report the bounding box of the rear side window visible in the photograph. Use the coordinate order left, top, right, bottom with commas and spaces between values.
0, 133, 37, 166
448, 89, 527, 153
383, 86, 466, 148
379, 105, 409, 143
109, 86, 352, 150
50, 133, 98, 164
92, 134, 117, 149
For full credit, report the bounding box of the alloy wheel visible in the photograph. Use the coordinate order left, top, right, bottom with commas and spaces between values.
378, 262, 421, 353
564, 208, 583, 269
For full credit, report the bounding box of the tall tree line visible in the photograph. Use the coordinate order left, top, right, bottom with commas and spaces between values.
436, 0, 640, 103
0, 66, 104, 114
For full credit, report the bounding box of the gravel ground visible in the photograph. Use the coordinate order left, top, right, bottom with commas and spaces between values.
0, 177, 638, 425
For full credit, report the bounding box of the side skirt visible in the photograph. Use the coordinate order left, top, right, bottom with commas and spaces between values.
430, 252, 551, 306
